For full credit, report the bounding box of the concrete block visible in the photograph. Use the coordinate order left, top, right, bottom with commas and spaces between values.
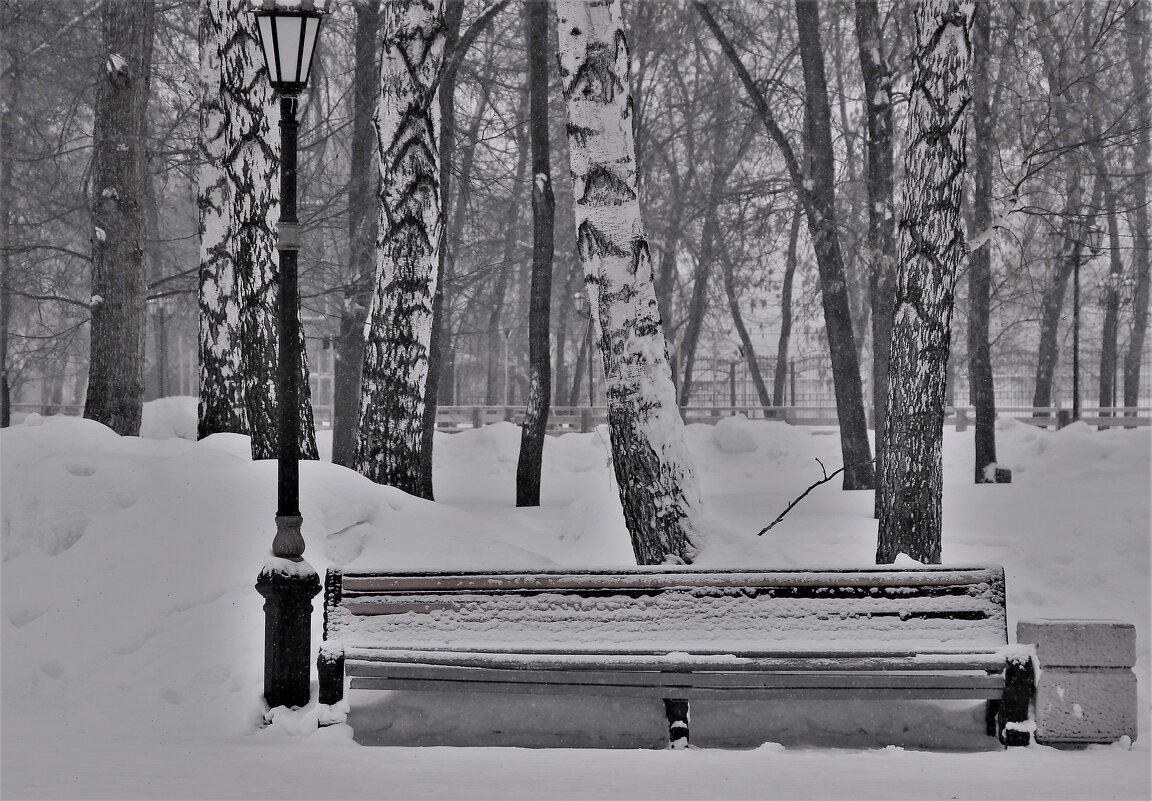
1017, 620, 1138, 745
1017, 620, 1136, 668
1033, 669, 1137, 745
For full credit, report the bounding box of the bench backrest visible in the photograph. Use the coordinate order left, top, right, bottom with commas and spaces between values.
323, 566, 1008, 654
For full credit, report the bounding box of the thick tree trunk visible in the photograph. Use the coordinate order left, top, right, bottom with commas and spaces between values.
968, 0, 998, 482
196, 0, 255, 441
196, 0, 316, 459
85, 0, 154, 437
793, 0, 875, 490
1123, 3, 1150, 411
516, 0, 555, 507
332, 0, 380, 469
878, 0, 975, 565
855, 0, 897, 502
773, 204, 802, 407
355, 0, 445, 494
556, 0, 703, 564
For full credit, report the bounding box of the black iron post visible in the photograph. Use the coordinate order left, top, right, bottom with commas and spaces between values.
255, 90, 320, 712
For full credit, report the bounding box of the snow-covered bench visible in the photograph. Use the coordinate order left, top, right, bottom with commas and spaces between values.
317, 565, 1035, 747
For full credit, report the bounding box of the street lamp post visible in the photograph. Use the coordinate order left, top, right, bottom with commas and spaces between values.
250, 0, 326, 713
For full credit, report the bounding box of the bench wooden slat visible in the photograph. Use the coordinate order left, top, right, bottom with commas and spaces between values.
340, 566, 1004, 594
348, 677, 1006, 701
346, 662, 1007, 688
339, 646, 1007, 673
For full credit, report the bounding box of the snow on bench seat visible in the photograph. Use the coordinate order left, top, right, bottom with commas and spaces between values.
318, 566, 1031, 746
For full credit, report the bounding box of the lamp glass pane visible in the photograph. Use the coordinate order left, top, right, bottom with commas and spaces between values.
299, 17, 320, 85
275, 16, 302, 83
257, 15, 278, 83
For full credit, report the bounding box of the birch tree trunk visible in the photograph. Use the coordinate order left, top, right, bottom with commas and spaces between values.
855, 0, 897, 501
196, 0, 251, 441
196, 0, 317, 460
967, 0, 998, 481
85, 0, 154, 437
556, 0, 703, 564
516, 0, 555, 507
878, 0, 975, 565
355, 0, 445, 494
332, 0, 380, 468
1124, 2, 1150, 412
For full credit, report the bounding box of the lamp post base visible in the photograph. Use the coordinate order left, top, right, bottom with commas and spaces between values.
256, 559, 321, 711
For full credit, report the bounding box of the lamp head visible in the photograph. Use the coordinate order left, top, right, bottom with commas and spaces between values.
250, 1, 328, 93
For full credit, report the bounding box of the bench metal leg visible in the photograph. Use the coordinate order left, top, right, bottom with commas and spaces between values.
997, 654, 1035, 746
664, 698, 689, 749
317, 648, 345, 714
985, 699, 1000, 737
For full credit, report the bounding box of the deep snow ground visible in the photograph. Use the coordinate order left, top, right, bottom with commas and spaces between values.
1, 400, 1149, 800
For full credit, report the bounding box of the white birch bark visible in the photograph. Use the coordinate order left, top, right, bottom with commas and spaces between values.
878, 0, 975, 564
555, 0, 703, 564
197, 0, 275, 441
196, 0, 317, 459
354, 0, 444, 494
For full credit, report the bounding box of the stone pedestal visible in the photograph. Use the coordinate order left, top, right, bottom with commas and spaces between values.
257, 560, 321, 711
1017, 620, 1137, 746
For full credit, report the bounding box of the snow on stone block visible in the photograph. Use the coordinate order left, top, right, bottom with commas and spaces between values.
1017, 620, 1136, 669
712, 414, 758, 454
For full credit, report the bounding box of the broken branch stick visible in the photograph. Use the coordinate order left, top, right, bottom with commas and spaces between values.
757, 458, 875, 535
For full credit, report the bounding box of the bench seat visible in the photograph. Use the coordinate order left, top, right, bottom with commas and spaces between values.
318, 566, 1033, 746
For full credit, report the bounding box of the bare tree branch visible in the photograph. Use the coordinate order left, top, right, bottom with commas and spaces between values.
758, 458, 875, 535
